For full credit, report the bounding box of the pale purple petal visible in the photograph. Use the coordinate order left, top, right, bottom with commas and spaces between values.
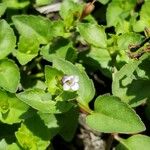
62, 75, 73, 83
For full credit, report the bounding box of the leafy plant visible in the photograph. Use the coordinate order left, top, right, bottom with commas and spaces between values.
0, 0, 150, 149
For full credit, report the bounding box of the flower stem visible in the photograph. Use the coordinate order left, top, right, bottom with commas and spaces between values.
78, 103, 93, 115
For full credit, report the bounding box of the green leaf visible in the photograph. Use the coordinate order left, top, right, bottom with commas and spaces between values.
35, 0, 53, 6
16, 89, 72, 113
41, 38, 76, 62
16, 123, 49, 149
60, 0, 80, 19
53, 58, 95, 109
116, 135, 150, 150
106, 0, 136, 27
50, 20, 69, 38
87, 46, 112, 77
115, 20, 130, 34
2, 0, 30, 9
106, 2, 123, 27
60, 0, 82, 27
57, 106, 79, 141
0, 59, 20, 93
8, 143, 21, 150
0, 3, 6, 17
116, 32, 143, 64
37, 112, 60, 137
18, 35, 39, 54
55, 91, 78, 102
133, 1, 150, 32
13, 50, 37, 65
0, 139, 6, 150
86, 95, 145, 133
78, 23, 107, 48
15, 113, 57, 150
117, 32, 142, 51
0, 20, 16, 59
38, 112, 59, 129
97, 0, 110, 5
12, 15, 52, 44
20, 72, 47, 90
0, 90, 29, 124
0, 139, 20, 150
14, 35, 39, 65
112, 54, 150, 107
45, 66, 63, 95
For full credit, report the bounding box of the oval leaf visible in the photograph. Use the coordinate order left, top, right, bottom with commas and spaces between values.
53, 58, 95, 109
0, 20, 16, 59
0, 90, 29, 124
0, 3, 6, 17
0, 59, 20, 93
3, 0, 29, 9
86, 95, 145, 133
12, 15, 52, 44
116, 134, 150, 150
78, 23, 107, 48
16, 89, 72, 113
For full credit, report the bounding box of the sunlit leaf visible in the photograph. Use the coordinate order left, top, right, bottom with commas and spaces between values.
12, 15, 52, 44
17, 89, 72, 113
133, 1, 150, 32
0, 90, 29, 124
116, 134, 150, 150
2, 0, 30, 9
0, 139, 20, 150
78, 23, 107, 48
35, 0, 53, 6
0, 3, 6, 17
86, 95, 145, 133
0, 20, 16, 59
0, 59, 20, 93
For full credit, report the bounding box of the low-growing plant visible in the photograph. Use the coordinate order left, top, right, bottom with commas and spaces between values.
0, 0, 150, 149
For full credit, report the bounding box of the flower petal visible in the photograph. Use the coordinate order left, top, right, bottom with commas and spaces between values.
71, 83, 79, 91
62, 75, 73, 83
63, 83, 71, 91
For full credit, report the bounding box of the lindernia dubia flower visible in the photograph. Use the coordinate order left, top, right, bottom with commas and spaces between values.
62, 75, 79, 91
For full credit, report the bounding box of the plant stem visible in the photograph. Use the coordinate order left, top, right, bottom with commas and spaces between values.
113, 133, 122, 141
105, 134, 114, 150
78, 103, 93, 115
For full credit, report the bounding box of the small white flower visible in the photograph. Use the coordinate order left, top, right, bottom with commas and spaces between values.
62, 75, 79, 91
